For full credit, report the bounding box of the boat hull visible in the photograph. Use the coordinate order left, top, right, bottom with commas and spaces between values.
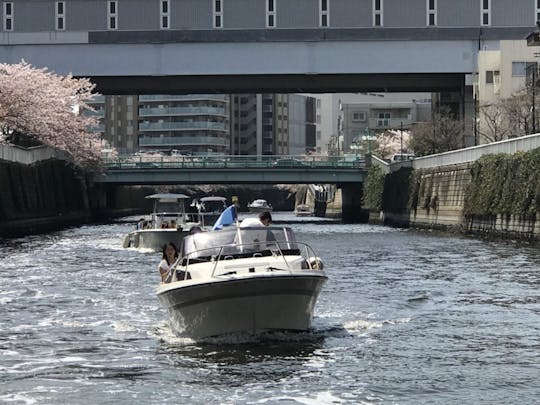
123, 228, 188, 251
157, 273, 327, 339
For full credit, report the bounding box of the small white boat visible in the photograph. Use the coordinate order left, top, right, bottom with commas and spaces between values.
195, 196, 227, 228
294, 204, 314, 217
156, 226, 327, 339
247, 199, 273, 213
123, 193, 200, 251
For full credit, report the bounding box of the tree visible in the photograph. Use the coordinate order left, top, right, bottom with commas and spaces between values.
375, 129, 412, 160
0, 61, 101, 170
478, 100, 512, 143
410, 106, 464, 156
502, 90, 533, 137
478, 91, 532, 143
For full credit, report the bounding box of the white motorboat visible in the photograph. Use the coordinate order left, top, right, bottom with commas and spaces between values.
123, 193, 201, 251
247, 199, 273, 213
194, 196, 228, 228
294, 204, 314, 217
156, 226, 327, 339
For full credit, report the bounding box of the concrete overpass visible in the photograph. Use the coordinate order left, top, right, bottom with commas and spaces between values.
95, 155, 366, 185
0, 27, 532, 94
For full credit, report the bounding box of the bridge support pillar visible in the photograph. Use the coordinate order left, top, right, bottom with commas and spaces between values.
340, 183, 368, 223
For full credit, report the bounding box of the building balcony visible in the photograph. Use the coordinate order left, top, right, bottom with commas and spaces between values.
138, 121, 228, 131
139, 106, 227, 117
139, 136, 227, 146
139, 94, 228, 102
368, 117, 413, 129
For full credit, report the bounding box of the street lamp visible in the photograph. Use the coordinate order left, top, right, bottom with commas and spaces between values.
350, 136, 360, 159
361, 128, 376, 155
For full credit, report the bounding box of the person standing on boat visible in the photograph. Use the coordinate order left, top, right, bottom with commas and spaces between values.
240, 211, 272, 227
158, 242, 179, 282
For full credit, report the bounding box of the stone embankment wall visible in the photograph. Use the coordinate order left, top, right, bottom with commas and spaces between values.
367, 134, 540, 241
0, 158, 92, 237
0, 145, 149, 237
381, 164, 471, 230
409, 163, 472, 231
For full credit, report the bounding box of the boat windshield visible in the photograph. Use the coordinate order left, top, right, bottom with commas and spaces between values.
155, 201, 182, 213
181, 227, 297, 259
200, 200, 226, 213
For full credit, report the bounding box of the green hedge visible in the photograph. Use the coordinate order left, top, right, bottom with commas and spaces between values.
464, 148, 540, 216
362, 165, 385, 210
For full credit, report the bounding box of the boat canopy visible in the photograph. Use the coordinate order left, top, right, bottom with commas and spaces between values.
181, 227, 297, 259
200, 196, 227, 202
145, 193, 190, 202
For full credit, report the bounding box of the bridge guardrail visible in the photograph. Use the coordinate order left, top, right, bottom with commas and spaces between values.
103, 155, 366, 170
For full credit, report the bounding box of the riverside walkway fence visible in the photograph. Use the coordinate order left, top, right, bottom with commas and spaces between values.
412, 133, 540, 169
368, 133, 540, 173
0, 144, 65, 164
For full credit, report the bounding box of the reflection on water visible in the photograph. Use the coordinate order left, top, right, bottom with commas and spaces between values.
1, 214, 540, 404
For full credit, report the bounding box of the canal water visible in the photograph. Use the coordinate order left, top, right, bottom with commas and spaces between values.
1, 213, 539, 404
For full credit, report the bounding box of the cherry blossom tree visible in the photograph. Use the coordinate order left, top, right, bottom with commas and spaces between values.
0, 61, 102, 170
375, 129, 412, 159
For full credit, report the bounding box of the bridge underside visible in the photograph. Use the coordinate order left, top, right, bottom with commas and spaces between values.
91, 73, 464, 95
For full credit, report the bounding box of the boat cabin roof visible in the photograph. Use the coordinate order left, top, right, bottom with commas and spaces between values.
145, 193, 190, 202
180, 227, 297, 259
200, 196, 227, 202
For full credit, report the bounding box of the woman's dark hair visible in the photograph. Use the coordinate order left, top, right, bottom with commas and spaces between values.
259, 211, 272, 223
162, 242, 179, 264
189, 226, 203, 234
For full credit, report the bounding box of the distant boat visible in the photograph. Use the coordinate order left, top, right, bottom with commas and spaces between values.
294, 204, 313, 217
247, 199, 273, 213
123, 193, 200, 251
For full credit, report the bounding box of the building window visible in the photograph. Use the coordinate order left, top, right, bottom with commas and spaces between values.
481, 0, 490, 26
536, 0, 540, 25
213, 0, 223, 28
427, 0, 437, 26
160, 0, 169, 29
485, 70, 499, 84
55, 1, 65, 31
512, 62, 527, 77
107, 1, 117, 30
352, 112, 366, 122
3, 2, 13, 31
377, 112, 390, 126
319, 0, 329, 27
373, 0, 383, 27
266, 0, 275, 28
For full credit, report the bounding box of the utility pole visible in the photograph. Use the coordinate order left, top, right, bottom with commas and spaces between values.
400, 121, 403, 155
533, 66, 537, 134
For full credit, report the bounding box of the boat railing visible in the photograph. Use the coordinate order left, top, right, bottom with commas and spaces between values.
173, 241, 321, 280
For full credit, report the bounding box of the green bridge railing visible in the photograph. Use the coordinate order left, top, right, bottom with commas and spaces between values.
103, 155, 366, 170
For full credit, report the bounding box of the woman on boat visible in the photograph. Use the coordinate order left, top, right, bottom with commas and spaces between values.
158, 242, 179, 282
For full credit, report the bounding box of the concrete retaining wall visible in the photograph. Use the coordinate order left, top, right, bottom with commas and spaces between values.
380, 161, 540, 241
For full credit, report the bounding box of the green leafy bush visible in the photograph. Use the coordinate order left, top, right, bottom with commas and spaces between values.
362, 165, 385, 210
464, 148, 540, 216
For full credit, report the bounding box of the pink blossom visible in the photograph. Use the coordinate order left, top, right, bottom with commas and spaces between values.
0, 61, 102, 171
